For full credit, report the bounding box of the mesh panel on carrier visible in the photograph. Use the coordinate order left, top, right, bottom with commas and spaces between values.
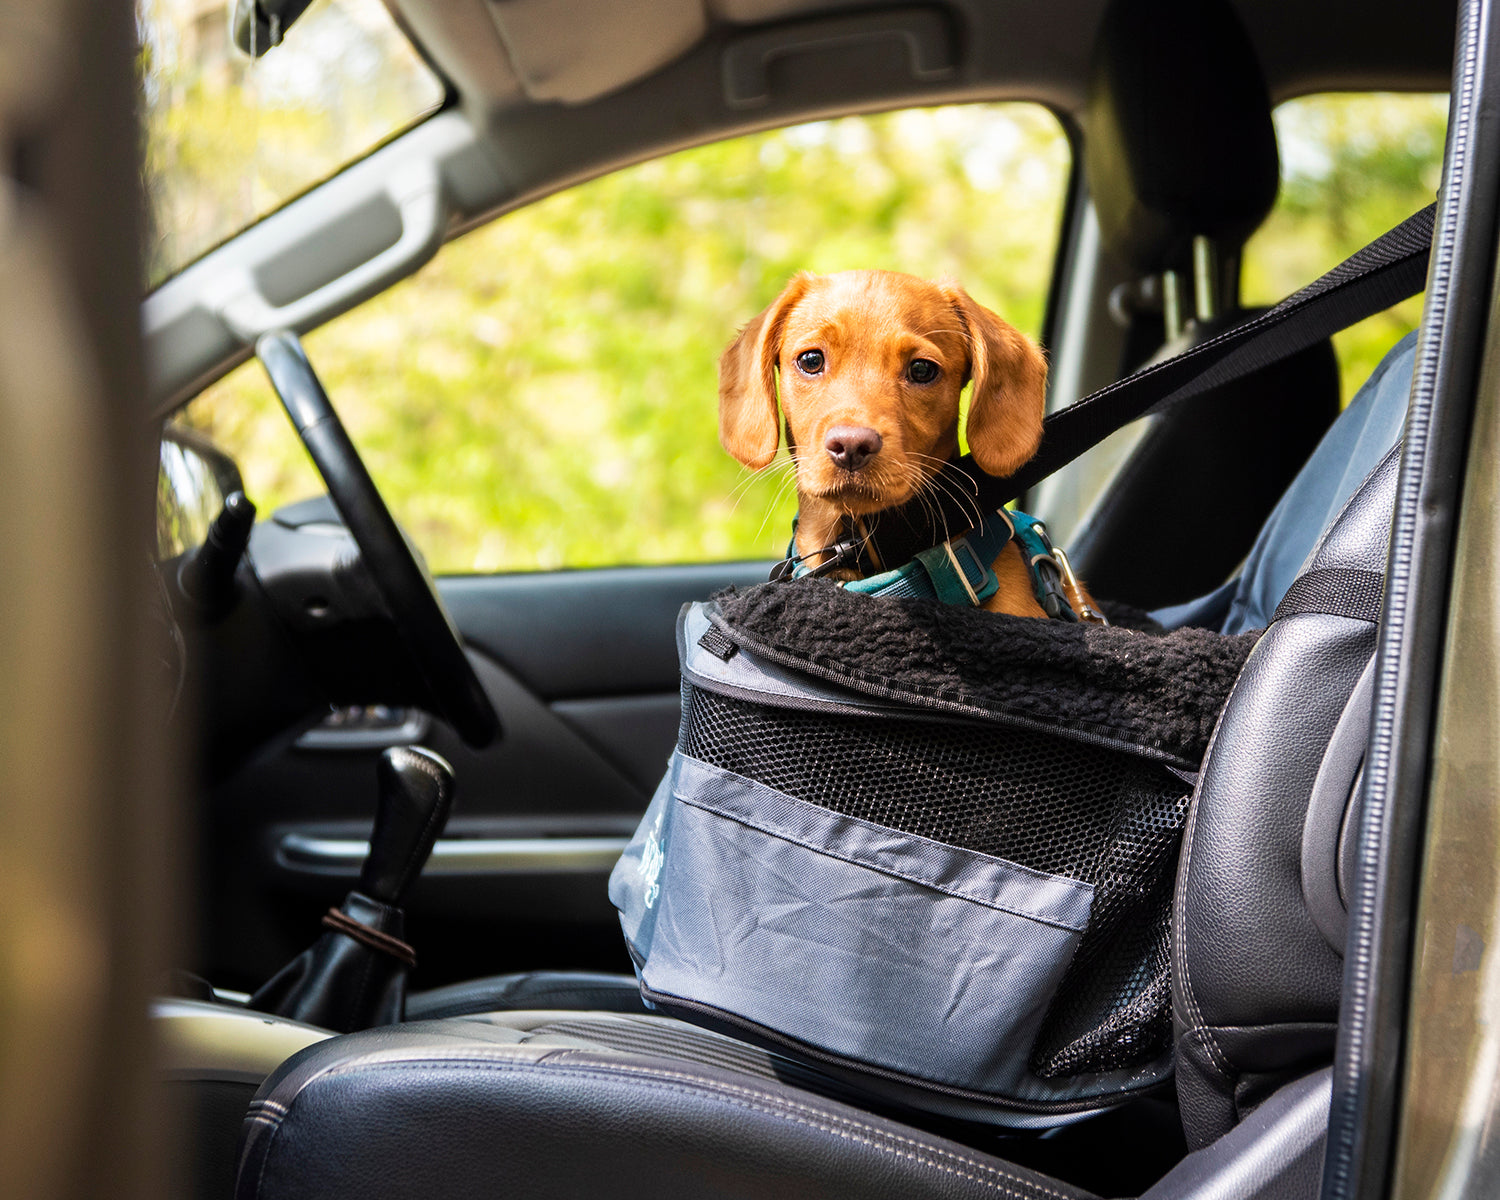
681, 685, 1189, 1079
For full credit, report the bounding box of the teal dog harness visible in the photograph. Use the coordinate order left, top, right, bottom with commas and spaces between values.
779, 507, 1105, 623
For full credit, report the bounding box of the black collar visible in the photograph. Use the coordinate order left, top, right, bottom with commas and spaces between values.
771, 459, 995, 582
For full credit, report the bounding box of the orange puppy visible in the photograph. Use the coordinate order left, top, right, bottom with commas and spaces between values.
719, 269, 1093, 618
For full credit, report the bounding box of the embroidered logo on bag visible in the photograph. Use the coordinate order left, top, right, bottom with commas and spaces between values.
640, 813, 666, 909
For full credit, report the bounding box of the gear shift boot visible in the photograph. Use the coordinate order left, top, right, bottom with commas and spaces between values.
250, 746, 454, 1032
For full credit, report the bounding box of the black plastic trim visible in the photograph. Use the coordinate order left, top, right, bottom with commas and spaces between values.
1325, 3, 1500, 1196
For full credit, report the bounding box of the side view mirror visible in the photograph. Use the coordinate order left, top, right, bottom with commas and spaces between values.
157, 426, 245, 562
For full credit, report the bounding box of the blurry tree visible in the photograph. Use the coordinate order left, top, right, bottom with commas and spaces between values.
137, 0, 441, 284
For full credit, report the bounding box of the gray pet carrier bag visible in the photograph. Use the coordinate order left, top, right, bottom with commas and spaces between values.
610, 581, 1259, 1124
608, 205, 1434, 1125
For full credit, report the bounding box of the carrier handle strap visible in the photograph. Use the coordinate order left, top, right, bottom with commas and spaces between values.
866, 204, 1436, 570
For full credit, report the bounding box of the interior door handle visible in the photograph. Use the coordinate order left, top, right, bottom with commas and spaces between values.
277, 832, 629, 876
216, 162, 446, 341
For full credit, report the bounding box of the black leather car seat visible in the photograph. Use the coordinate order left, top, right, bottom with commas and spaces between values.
406, 967, 644, 1020
233, 437, 1400, 1199
1172, 446, 1396, 1146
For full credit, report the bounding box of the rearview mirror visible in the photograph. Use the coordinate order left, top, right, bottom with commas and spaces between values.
231, 0, 316, 58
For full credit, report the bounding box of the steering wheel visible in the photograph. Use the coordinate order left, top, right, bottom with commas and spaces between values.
255, 330, 500, 749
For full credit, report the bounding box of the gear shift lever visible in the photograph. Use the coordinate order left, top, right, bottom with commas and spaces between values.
359, 746, 454, 905
250, 746, 454, 1032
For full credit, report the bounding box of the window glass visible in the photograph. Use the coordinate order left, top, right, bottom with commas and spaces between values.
137, 0, 445, 286
180, 103, 1072, 573
1242, 92, 1447, 401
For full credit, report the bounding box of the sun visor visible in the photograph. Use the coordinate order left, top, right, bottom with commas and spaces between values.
1084, 0, 1279, 273
487, 0, 707, 103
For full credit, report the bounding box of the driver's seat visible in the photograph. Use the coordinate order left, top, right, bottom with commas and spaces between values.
232, 430, 1399, 1199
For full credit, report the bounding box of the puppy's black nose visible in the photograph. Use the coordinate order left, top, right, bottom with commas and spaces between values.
824, 426, 883, 471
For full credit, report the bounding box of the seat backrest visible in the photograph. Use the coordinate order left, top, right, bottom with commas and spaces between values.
1085, 0, 1279, 276
1171, 444, 1399, 1148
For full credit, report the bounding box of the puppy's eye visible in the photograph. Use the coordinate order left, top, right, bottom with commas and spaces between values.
907, 359, 939, 384
795, 350, 825, 375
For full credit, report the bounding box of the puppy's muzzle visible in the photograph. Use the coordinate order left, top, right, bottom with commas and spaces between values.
824, 425, 882, 472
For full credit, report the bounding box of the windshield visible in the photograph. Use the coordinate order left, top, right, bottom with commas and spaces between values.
137, 0, 445, 287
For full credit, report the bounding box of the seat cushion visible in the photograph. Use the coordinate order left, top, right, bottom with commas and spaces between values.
236, 1013, 1098, 1200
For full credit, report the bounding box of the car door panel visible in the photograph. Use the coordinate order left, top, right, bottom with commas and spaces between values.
438, 563, 770, 699
200, 560, 771, 993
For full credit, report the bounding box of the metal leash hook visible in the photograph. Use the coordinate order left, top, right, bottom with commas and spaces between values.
769, 537, 864, 582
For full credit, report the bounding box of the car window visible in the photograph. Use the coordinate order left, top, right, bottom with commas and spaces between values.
178, 103, 1072, 573
1242, 91, 1447, 401
137, 0, 445, 286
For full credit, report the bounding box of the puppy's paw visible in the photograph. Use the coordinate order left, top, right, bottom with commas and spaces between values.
821, 567, 863, 583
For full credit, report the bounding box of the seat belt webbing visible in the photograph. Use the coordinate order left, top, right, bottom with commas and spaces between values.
864, 204, 1436, 571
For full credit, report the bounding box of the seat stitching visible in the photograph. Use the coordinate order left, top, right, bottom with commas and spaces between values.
312, 1055, 1078, 1200
359, 1062, 1056, 1199
1185, 1027, 1239, 1089
251, 1099, 287, 1200
534, 1051, 1078, 1197
414, 990, 642, 1020
1171, 768, 1233, 1078
415, 985, 635, 1010
391, 755, 450, 897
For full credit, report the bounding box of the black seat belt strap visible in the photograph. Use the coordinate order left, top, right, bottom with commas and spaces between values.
1004, 202, 1434, 501
864, 203, 1435, 570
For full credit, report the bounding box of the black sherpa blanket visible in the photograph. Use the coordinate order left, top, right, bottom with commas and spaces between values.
709, 581, 1261, 769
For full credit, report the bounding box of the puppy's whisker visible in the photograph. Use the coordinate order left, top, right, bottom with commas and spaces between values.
912, 327, 967, 340
917, 479, 956, 547
925, 471, 984, 532
754, 469, 802, 544
906, 451, 980, 493
726, 465, 781, 504
935, 463, 996, 530
906, 456, 983, 524
726, 458, 798, 518
893, 463, 948, 547
899, 463, 959, 542
892, 456, 967, 528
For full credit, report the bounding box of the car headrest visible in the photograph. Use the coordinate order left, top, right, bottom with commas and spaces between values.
1084, 0, 1280, 274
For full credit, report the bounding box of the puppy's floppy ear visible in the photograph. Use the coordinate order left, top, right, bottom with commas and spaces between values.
718, 273, 812, 470
946, 284, 1047, 479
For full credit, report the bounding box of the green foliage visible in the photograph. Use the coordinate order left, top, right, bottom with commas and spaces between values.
1243, 93, 1447, 402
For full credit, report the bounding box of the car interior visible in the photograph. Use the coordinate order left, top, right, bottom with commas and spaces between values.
128, 0, 1481, 1197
